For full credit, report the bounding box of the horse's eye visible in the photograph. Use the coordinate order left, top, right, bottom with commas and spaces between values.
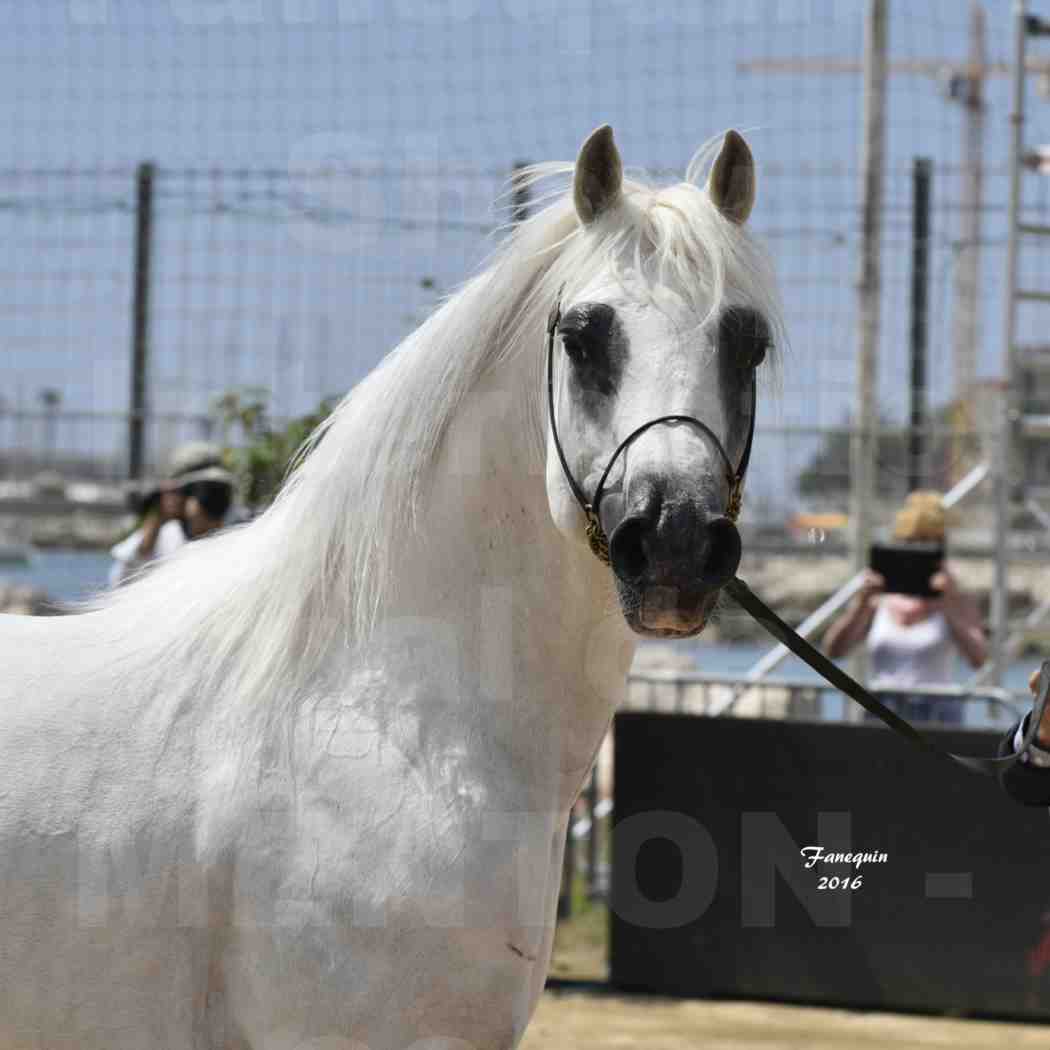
721, 309, 770, 371
744, 340, 769, 370
561, 331, 589, 363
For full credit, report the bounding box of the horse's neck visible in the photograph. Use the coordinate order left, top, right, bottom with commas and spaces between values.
371, 354, 635, 810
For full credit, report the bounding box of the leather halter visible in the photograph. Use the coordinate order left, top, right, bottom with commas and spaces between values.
543, 288, 1033, 781
545, 291, 755, 565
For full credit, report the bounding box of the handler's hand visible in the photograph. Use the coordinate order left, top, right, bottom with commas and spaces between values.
1028, 667, 1050, 748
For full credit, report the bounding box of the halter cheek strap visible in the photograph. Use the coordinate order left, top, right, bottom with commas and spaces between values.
545, 291, 754, 565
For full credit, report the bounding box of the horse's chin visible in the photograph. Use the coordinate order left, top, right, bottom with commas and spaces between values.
616, 583, 720, 638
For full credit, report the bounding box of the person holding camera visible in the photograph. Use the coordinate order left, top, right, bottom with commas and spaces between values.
109, 442, 235, 587
823, 491, 987, 726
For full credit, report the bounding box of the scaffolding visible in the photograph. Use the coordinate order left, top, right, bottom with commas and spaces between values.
728, 1, 1050, 704
989, 1, 1050, 686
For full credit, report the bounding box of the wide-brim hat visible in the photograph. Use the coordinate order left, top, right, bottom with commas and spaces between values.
174, 463, 236, 487
165, 442, 235, 488
124, 442, 236, 507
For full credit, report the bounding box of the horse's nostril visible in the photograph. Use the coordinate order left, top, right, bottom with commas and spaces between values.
700, 516, 742, 587
609, 517, 649, 583
609, 509, 741, 589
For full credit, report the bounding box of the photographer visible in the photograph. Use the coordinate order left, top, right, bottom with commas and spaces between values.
109, 442, 235, 587
823, 491, 987, 725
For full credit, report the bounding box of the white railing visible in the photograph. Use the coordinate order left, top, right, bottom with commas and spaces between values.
626, 667, 1026, 729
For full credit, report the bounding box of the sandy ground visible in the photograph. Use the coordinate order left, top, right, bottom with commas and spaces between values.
520, 991, 1050, 1050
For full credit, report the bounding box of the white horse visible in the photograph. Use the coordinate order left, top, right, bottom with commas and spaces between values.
0, 125, 782, 1049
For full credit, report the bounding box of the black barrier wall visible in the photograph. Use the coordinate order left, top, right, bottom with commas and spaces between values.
610, 712, 1050, 1018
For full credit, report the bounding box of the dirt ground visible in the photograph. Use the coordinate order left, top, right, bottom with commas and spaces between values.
521, 991, 1050, 1050
542, 877, 1050, 1048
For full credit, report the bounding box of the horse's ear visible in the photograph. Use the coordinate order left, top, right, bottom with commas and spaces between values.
707, 129, 756, 224
574, 125, 623, 225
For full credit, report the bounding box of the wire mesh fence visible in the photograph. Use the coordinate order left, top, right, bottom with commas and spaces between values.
2, 2, 1049, 527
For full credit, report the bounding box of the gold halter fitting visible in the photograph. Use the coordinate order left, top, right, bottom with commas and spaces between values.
585, 509, 612, 565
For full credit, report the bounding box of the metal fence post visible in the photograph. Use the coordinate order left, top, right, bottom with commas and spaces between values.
585, 764, 599, 901
129, 161, 155, 481
511, 160, 531, 226
909, 157, 932, 492
558, 822, 575, 920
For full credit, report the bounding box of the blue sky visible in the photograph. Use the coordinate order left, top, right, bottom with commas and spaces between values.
1, 0, 1046, 505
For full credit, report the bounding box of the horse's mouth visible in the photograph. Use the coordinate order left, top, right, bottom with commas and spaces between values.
617, 583, 720, 638
636, 624, 707, 639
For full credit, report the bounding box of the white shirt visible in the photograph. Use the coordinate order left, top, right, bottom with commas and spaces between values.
866, 600, 955, 688
109, 520, 186, 587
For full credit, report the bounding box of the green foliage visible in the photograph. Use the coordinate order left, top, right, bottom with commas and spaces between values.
213, 388, 335, 510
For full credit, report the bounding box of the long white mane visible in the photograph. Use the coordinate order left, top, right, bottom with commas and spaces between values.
83, 136, 784, 754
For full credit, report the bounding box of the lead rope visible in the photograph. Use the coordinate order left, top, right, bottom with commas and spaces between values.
726, 577, 1038, 778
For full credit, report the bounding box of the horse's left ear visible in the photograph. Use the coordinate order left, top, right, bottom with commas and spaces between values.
707, 130, 756, 224
574, 124, 623, 225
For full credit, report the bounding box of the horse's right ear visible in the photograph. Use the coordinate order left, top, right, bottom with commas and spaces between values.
574, 125, 623, 225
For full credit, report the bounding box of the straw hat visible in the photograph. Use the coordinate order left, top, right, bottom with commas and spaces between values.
164, 442, 235, 487
891, 490, 951, 543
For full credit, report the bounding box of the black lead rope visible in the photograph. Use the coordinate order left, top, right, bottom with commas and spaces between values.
726, 576, 1046, 778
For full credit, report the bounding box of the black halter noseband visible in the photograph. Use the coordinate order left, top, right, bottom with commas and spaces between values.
545, 291, 755, 565
543, 288, 1033, 782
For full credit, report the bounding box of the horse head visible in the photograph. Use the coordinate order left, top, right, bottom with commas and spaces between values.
546, 125, 777, 638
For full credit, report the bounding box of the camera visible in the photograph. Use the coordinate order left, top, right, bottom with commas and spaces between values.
124, 481, 167, 517
868, 541, 944, 598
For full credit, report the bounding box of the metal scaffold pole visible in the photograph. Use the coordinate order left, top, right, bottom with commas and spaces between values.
850, 0, 888, 687
993, 2, 1028, 687
952, 3, 985, 469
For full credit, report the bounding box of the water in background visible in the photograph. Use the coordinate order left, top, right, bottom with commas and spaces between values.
2, 548, 112, 603
2, 548, 1039, 698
